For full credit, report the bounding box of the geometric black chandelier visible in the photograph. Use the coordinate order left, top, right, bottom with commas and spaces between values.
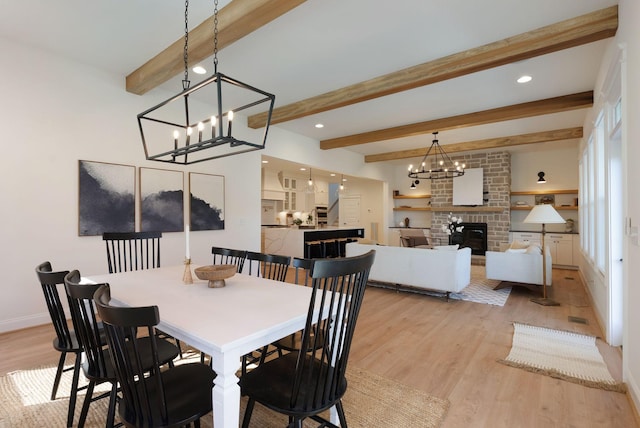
137, 0, 275, 165
408, 131, 465, 186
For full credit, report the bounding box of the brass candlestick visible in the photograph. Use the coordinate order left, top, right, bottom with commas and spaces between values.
183, 258, 194, 284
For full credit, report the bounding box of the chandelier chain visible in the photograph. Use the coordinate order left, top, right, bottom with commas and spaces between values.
213, 0, 219, 72
182, 0, 190, 90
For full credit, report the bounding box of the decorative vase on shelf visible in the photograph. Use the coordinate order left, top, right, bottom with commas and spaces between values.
449, 232, 464, 246
565, 219, 575, 233
404, 217, 410, 228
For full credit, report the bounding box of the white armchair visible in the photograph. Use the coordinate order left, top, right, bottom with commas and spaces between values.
485, 242, 552, 286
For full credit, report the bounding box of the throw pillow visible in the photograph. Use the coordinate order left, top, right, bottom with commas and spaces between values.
435, 244, 459, 251
509, 240, 529, 250
525, 244, 542, 255
506, 248, 527, 254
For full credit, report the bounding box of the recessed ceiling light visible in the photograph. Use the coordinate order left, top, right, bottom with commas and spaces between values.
330, 173, 336, 177
262, 160, 269, 164
517, 75, 532, 83
299, 167, 306, 171
315, 123, 324, 128
193, 66, 207, 75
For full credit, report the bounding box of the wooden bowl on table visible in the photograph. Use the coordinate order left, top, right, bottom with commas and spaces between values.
194, 264, 236, 288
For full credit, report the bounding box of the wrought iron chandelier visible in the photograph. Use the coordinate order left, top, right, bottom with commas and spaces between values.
137, 0, 275, 165
407, 132, 465, 184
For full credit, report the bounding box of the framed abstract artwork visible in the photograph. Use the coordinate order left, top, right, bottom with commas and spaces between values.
78, 160, 135, 236
139, 167, 184, 232
189, 172, 225, 230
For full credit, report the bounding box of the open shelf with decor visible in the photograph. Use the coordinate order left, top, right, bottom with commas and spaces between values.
392, 194, 431, 211
510, 189, 578, 211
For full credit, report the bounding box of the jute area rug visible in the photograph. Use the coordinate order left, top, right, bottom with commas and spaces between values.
0, 362, 449, 427
498, 322, 626, 393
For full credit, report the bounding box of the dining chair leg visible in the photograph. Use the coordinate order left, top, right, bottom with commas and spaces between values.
77, 380, 96, 428
241, 398, 255, 428
336, 400, 348, 427
105, 383, 118, 428
66, 355, 82, 428
51, 352, 67, 400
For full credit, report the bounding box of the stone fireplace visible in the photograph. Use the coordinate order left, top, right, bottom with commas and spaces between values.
456, 222, 488, 255
431, 151, 511, 252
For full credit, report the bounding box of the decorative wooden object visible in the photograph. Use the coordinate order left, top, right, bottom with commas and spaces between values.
195, 264, 236, 288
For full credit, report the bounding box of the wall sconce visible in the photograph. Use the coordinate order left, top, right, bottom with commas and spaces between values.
537, 171, 546, 184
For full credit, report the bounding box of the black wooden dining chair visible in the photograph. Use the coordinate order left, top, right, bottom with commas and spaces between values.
211, 246, 247, 272
35, 261, 83, 428
94, 284, 216, 428
239, 250, 375, 428
103, 231, 183, 358
103, 231, 162, 273
242, 252, 292, 373
271, 257, 316, 355
245, 251, 291, 281
64, 271, 180, 428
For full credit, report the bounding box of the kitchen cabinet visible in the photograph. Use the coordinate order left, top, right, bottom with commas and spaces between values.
510, 231, 541, 246
282, 176, 298, 211
510, 231, 577, 267
547, 233, 574, 266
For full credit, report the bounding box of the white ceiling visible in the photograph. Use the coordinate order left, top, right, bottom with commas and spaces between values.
1, 0, 617, 172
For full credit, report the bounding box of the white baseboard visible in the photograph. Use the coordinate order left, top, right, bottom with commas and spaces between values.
0, 313, 50, 334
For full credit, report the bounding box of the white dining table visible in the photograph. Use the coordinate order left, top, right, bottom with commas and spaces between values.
85, 264, 315, 428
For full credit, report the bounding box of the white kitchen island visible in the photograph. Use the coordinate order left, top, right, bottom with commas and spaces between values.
262, 226, 364, 259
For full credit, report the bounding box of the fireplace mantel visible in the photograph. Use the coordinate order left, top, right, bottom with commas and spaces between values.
432, 206, 504, 213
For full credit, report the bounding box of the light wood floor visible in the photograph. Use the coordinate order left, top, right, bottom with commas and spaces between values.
2, 268, 638, 427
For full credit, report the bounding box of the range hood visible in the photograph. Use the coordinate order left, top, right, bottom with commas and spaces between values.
261, 169, 285, 200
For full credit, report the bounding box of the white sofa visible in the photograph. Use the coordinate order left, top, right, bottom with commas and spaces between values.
485, 244, 552, 286
345, 242, 471, 296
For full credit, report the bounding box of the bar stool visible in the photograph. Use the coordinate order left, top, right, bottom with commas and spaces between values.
322, 239, 339, 258
306, 241, 324, 258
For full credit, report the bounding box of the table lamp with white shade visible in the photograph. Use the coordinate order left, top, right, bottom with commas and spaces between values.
523, 204, 566, 306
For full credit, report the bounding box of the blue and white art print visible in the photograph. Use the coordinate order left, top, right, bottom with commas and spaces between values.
78, 160, 135, 236
189, 172, 225, 231
139, 168, 184, 233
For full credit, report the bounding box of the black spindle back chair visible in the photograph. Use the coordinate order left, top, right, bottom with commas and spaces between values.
94, 284, 216, 428
103, 231, 162, 274
245, 251, 291, 281
35, 261, 83, 428
64, 271, 118, 428
211, 246, 247, 272
240, 250, 376, 428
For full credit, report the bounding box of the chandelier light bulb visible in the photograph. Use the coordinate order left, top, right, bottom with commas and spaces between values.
227, 111, 234, 137
173, 130, 179, 139
197, 122, 204, 142
408, 164, 413, 171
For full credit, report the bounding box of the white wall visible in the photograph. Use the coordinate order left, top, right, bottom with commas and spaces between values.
575, 0, 640, 412
510, 142, 579, 191
614, 0, 640, 410
0, 36, 391, 333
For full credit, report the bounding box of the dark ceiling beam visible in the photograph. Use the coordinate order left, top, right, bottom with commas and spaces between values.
364, 127, 584, 163
321, 91, 593, 150
126, 0, 306, 95
248, 5, 616, 129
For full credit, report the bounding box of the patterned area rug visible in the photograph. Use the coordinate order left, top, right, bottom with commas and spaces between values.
450, 265, 511, 306
0, 361, 450, 427
498, 322, 626, 393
